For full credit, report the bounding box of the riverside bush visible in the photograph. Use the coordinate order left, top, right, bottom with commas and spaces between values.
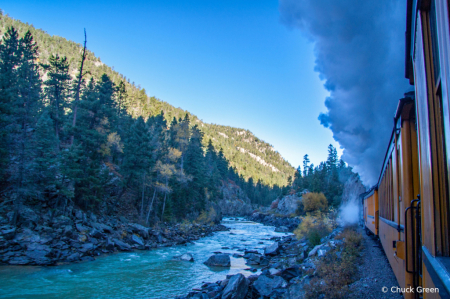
297, 192, 328, 215
304, 226, 363, 299
294, 213, 332, 246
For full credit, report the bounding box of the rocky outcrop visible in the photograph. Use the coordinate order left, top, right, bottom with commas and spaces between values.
217, 181, 253, 216
273, 195, 302, 215
0, 205, 230, 266
248, 212, 301, 232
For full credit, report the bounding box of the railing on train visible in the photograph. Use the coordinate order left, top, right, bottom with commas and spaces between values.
405, 195, 422, 299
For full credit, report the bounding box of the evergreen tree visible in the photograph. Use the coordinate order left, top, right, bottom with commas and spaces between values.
42, 54, 71, 151
0, 26, 20, 179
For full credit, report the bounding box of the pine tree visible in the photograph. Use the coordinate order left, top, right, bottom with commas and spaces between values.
8, 30, 43, 200
42, 54, 71, 151
0, 26, 20, 179
184, 125, 206, 211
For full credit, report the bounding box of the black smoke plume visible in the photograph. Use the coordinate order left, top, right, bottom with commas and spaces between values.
279, 0, 410, 185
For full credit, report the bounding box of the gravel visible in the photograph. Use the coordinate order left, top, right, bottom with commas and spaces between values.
348, 228, 403, 299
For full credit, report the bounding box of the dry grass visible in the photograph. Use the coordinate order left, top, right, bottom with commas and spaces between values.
303, 226, 363, 299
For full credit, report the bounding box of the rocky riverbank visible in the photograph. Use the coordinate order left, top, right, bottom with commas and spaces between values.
175, 225, 354, 299
247, 212, 301, 232
0, 205, 228, 266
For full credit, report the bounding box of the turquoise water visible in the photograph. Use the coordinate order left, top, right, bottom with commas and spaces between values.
0, 218, 290, 299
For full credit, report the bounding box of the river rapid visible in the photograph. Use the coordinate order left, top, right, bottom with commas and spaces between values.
0, 218, 291, 299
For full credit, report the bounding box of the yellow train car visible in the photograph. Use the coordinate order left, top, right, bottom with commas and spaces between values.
362, 187, 379, 236
363, 96, 419, 298
360, 1, 450, 297
406, 0, 450, 297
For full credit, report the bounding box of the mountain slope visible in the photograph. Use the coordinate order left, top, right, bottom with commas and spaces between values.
0, 12, 294, 187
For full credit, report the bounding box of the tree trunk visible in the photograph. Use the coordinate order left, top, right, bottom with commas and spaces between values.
140, 173, 146, 220
161, 193, 167, 222
146, 188, 157, 225
70, 29, 88, 147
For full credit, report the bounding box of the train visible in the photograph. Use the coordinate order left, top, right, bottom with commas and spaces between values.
360, 0, 450, 298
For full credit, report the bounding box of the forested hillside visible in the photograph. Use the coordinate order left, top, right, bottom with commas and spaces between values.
0, 12, 294, 188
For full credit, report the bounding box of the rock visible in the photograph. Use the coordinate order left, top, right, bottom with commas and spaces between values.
76, 223, 88, 233
173, 253, 194, 262
204, 254, 231, 267
67, 252, 81, 262
318, 246, 331, 257
128, 223, 149, 239
1, 228, 16, 240
92, 222, 113, 234
284, 275, 311, 299
90, 229, 103, 239
80, 243, 95, 254
9, 256, 31, 265
243, 253, 262, 265
74, 210, 84, 220
221, 273, 249, 299
113, 239, 132, 251
13, 228, 40, 244
105, 239, 115, 251
264, 242, 280, 256
131, 234, 144, 246
253, 275, 287, 297
18, 207, 40, 228
274, 226, 289, 233
308, 244, 324, 257
279, 266, 302, 282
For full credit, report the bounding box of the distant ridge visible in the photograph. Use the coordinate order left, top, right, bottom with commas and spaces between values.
0, 12, 295, 186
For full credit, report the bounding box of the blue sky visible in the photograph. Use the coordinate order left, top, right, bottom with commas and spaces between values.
2, 0, 341, 169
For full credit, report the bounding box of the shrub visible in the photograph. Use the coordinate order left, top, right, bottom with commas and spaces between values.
195, 207, 218, 224
302, 192, 328, 213
294, 214, 332, 246
304, 226, 363, 299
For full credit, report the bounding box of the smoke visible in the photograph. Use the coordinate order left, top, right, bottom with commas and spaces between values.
279, 0, 410, 185
339, 197, 360, 226
338, 175, 365, 225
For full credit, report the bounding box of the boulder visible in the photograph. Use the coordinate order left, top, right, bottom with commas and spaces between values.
128, 223, 149, 239
173, 253, 194, 262
253, 275, 287, 297
80, 243, 95, 254
279, 266, 302, 282
221, 273, 249, 299
105, 239, 115, 251
131, 234, 144, 246
67, 252, 81, 262
113, 239, 132, 251
204, 254, 231, 267
90, 229, 103, 239
308, 244, 324, 257
1, 227, 16, 240
264, 242, 280, 256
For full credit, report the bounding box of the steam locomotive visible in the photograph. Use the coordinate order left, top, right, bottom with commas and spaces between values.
361, 1, 450, 298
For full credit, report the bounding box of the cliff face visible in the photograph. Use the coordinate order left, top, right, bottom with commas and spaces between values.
216, 181, 254, 216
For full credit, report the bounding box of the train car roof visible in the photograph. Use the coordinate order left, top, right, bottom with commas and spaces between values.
359, 184, 378, 201
376, 94, 415, 186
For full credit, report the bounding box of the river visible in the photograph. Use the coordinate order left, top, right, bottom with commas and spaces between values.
0, 218, 291, 299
